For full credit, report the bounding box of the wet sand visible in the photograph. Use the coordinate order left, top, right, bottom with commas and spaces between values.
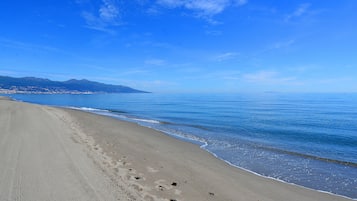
0, 98, 352, 201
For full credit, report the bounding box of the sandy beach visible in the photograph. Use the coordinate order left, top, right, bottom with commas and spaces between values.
0, 98, 353, 201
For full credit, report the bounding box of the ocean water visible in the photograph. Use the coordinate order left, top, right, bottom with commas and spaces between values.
5, 93, 357, 199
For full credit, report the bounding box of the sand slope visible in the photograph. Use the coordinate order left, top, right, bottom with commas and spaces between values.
0, 99, 137, 201
0, 98, 353, 201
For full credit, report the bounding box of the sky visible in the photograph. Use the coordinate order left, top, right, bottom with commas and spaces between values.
0, 0, 356, 93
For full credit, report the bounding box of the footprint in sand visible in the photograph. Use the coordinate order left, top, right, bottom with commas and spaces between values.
154, 179, 182, 197
146, 166, 159, 173
154, 180, 168, 191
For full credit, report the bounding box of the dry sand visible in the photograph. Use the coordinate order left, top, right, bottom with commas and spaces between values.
0, 98, 353, 201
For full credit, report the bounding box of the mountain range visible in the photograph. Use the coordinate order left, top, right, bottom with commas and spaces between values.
0, 76, 147, 94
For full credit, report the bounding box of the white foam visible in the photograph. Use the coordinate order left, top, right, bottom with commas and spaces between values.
200, 147, 356, 200
67, 106, 109, 112
131, 118, 161, 124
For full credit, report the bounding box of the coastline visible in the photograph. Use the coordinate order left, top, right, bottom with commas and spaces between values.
0, 97, 353, 201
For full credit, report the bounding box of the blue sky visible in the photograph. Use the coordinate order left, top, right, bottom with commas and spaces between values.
0, 0, 356, 92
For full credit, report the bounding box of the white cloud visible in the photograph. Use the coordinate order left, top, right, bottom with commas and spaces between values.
185, 0, 229, 15
214, 52, 239, 61
157, 0, 247, 20
293, 3, 310, 16
157, 0, 184, 8
81, 11, 103, 27
146, 6, 161, 15
100, 0, 120, 21
285, 3, 310, 21
78, 0, 121, 33
77, 0, 247, 30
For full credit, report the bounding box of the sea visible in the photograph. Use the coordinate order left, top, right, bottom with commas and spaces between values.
4, 93, 357, 199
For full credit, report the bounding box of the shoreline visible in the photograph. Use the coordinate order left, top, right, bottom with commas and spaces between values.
130, 124, 357, 200
0, 97, 354, 200
59, 107, 357, 201
67, 105, 357, 200
201, 144, 355, 200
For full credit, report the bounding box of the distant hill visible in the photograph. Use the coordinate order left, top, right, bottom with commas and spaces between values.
0, 76, 148, 94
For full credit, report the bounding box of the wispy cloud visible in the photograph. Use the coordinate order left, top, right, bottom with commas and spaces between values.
272, 39, 295, 49
77, 0, 121, 33
145, 58, 167, 66
258, 39, 295, 54
184, 0, 231, 15
77, 0, 247, 31
214, 52, 239, 61
182, 69, 241, 81
115, 79, 178, 92
0, 70, 23, 77
156, 0, 247, 22
219, 70, 241, 80
100, 0, 120, 21
285, 3, 310, 21
0, 69, 79, 81
0, 38, 67, 54
119, 70, 149, 76
243, 71, 297, 84
205, 30, 222, 36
